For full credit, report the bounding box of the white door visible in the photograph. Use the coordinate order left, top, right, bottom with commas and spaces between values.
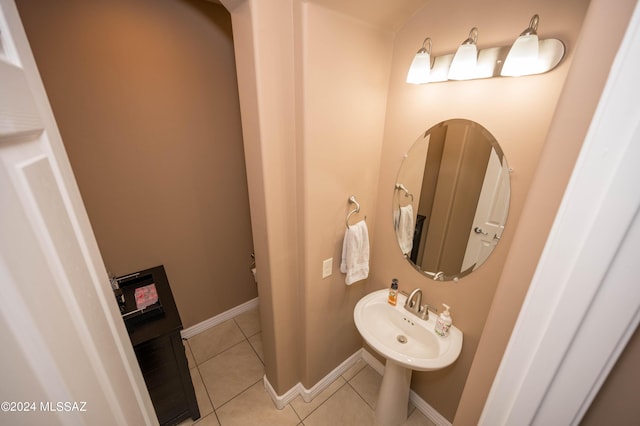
0, 1, 156, 425
462, 148, 510, 272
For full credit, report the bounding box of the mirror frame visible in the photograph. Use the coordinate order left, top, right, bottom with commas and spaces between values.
393, 119, 511, 281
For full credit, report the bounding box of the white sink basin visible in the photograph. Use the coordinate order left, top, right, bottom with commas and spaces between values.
354, 289, 462, 371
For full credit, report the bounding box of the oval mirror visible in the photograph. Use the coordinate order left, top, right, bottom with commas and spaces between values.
393, 119, 510, 281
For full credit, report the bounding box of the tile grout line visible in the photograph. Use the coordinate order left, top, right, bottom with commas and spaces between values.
212, 375, 263, 412
189, 319, 246, 367
194, 335, 253, 369
232, 315, 265, 366
346, 380, 377, 412
289, 377, 349, 423
193, 327, 265, 424
188, 339, 221, 425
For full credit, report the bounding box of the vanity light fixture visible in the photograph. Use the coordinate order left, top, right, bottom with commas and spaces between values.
406, 14, 565, 84
448, 27, 479, 80
501, 14, 540, 76
406, 37, 432, 84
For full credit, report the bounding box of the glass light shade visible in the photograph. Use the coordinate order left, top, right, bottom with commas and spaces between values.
448, 43, 478, 80
406, 50, 431, 84
501, 34, 539, 76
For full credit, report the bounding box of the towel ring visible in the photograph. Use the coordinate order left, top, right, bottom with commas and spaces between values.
346, 195, 361, 229
395, 183, 414, 202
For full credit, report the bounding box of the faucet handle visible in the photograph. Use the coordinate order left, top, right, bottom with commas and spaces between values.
419, 304, 437, 320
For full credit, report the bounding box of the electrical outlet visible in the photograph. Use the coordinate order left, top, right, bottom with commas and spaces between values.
322, 258, 333, 278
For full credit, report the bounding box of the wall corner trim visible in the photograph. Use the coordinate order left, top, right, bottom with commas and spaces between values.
180, 297, 260, 339
263, 348, 451, 426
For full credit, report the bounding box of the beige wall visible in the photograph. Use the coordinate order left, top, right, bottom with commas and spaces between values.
16, 0, 257, 328
299, 3, 394, 387
371, 0, 590, 421
454, 0, 638, 423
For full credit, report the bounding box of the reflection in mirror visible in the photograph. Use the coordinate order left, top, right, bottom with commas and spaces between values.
394, 119, 510, 281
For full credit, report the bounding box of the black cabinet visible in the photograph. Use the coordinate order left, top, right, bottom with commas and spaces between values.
117, 265, 200, 425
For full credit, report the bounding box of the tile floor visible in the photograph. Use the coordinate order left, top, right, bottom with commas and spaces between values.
178, 306, 436, 426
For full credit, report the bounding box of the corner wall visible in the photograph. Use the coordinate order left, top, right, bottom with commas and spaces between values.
223, 0, 395, 393
223, 0, 302, 394
371, 0, 590, 421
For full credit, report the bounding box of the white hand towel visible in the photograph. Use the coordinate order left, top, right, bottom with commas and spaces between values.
398, 205, 415, 255
340, 220, 370, 285
393, 207, 400, 230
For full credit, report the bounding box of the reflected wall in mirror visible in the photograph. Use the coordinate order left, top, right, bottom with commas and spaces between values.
394, 119, 510, 281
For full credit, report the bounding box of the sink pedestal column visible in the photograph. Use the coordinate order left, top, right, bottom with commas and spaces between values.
376, 360, 412, 426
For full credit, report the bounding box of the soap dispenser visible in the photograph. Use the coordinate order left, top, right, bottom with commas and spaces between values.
435, 304, 452, 337
388, 278, 399, 306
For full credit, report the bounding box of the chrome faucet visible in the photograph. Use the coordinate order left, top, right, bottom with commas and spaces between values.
404, 288, 437, 320
404, 288, 422, 314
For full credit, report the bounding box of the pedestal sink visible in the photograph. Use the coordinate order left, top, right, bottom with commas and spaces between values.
354, 289, 463, 426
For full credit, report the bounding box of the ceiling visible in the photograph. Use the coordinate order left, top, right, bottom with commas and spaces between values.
211, 0, 428, 32
307, 0, 428, 31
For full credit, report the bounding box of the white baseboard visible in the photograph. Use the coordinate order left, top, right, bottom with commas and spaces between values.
410, 389, 451, 426
300, 350, 363, 403
361, 348, 385, 375
263, 376, 303, 410
264, 347, 451, 426
180, 297, 260, 339
263, 349, 363, 409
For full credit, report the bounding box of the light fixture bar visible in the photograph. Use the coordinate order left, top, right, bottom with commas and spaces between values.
406, 14, 565, 84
